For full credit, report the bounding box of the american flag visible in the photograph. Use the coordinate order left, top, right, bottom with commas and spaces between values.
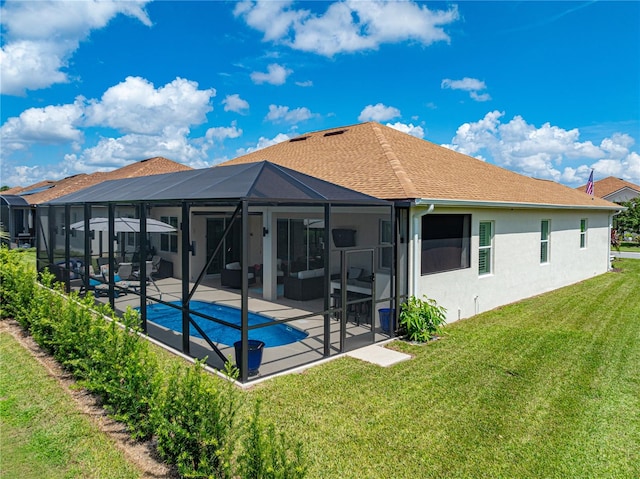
585, 170, 594, 196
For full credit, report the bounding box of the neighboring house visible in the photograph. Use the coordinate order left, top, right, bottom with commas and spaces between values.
1, 157, 191, 248
576, 176, 640, 203
222, 122, 622, 322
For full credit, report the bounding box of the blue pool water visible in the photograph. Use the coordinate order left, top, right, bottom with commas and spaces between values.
141, 301, 308, 347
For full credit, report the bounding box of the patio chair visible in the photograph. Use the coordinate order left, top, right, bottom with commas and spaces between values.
116, 262, 136, 281
92, 264, 130, 297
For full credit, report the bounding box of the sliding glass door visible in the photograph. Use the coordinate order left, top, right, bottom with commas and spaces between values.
276, 218, 325, 274
206, 217, 241, 275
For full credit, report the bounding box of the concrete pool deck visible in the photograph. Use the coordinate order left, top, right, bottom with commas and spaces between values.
86, 276, 400, 381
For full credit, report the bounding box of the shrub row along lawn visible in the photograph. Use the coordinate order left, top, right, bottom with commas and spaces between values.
0, 332, 140, 479
252, 258, 640, 478
0, 248, 306, 479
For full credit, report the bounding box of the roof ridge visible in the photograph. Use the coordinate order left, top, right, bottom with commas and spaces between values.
370, 123, 421, 199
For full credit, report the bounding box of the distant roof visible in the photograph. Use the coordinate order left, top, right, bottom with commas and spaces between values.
47, 161, 388, 206
9, 157, 192, 205
222, 122, 620, 210
2, 180, 55, 196
576, 176, 640, 199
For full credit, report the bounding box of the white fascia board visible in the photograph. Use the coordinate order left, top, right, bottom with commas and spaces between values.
413, 198, 623, 211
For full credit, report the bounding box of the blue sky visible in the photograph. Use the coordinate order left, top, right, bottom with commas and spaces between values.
1, 0, 639, 189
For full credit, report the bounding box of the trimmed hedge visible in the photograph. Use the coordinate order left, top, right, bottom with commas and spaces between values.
0, 247, 306, 478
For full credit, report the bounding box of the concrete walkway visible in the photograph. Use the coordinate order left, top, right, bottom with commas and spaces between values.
612, 251, 640, 259
346, 342, 412, 367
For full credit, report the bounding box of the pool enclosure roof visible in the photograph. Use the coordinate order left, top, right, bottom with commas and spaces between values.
46, 161, 389, 206
1, 194, 31, 207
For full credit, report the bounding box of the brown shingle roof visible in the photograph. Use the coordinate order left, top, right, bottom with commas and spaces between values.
19, 157, 192, 204
576, 176, 640, 199
222, 122, 618, 209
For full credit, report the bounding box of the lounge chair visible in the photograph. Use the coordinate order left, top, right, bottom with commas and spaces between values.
116, 262, 136, 280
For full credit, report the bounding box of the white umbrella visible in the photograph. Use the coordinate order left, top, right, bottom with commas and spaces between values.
69, 217, 176, 233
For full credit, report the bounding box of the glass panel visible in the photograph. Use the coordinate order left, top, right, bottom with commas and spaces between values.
479, 249, 490, 275
541, 220, 549, 240
479, 222, 491, 247
276, 218, 325, 274
206, 217, 241, 274
540, 242, 548, 263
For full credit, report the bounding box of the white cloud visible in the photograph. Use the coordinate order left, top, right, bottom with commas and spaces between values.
2, 164, 67, 187
386, 122, 424, 139
64, 125, 208, 171
0, 0, 151, 95
441, 78, 486, 91
358, 103, 401, 122
205, 122, 243, 142
442, 77, 491, 102
0, 98, 85, 155
250, 63, 292, 85
222, 94, 250, 113
235, 0, 459, 56
235, 132, 291, 156
295, 80, 313, 87
266, 105, 314, 123
1, 75, 225, 182
85, 76, 215, 135
469, 91, 491, 102
444, 110, 640, 185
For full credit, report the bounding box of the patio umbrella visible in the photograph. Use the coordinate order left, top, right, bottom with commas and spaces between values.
69, 217, 176, 233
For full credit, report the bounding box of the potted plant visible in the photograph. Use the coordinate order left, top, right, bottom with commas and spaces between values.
398, 295, 447, 343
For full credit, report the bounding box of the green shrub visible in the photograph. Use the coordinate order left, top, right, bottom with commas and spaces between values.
83, 309, 160, 440
153, 361, 240, 478
0, 246, 38, 327
238, 400, 307, 479
398, 295, 447, 342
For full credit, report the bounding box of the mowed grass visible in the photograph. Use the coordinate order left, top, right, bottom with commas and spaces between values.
618, 242, 640, 253
0, 333, 141, 479
252, 258, 640, 478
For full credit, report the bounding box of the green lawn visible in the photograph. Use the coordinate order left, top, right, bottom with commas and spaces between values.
617, 242, 640, 253
0, 333, 142, 479
252, 258, 640, 478
3, 255, 639, 478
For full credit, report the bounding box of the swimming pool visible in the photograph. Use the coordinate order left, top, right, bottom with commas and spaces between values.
141, 301, 308, 347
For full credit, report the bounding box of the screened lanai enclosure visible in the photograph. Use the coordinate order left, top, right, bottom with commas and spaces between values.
37, 161, 400, 382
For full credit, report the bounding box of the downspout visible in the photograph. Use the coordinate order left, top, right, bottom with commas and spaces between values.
411, 202, 435, 295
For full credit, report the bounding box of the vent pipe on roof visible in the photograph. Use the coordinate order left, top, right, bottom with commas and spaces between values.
323, 129, 347, 137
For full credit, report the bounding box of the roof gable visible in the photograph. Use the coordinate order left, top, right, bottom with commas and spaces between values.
222, 122, 618, 209
576, 176, 640, 199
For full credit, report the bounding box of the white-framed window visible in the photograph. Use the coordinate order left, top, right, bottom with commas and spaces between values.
160, 216, 178, 253
580, 219, 587, 249
379, 218, 392, 270
540, 219, 550, 263
478, 221, 493, 275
